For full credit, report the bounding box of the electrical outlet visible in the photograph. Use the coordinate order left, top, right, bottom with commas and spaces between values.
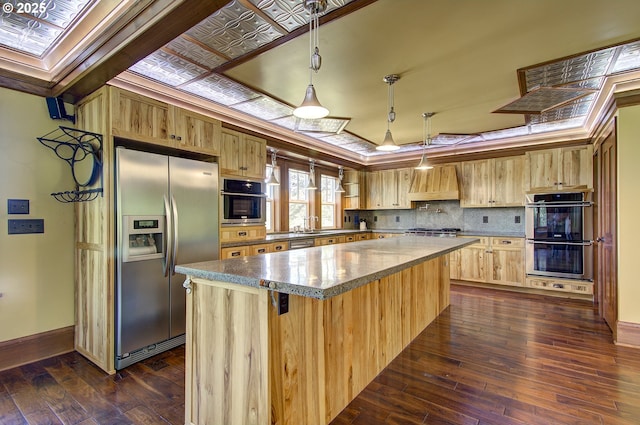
277, 293, 289, 315
8, 219, 44, 234
515, 215, 521, 224
395, 216, 400, 222
482, 216, 489, 224
374, 216, 378, 222
7, 199, 29, 214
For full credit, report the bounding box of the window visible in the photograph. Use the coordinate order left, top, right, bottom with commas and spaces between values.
320, 174, 338, 229
288, 168, 310, 231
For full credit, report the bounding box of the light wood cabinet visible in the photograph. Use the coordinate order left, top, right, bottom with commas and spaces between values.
219, 129, 266, 179
111, 87, 221, 155
343, 170, 364, 210
270, 241, 288, 253
460, 156, 524, 207
525, 145, 593, 192
220, 225, 267, 243
315, 235, 346, 246
366, 168, 413, 209
450, 236, 525, 287
220, 246, 249, 259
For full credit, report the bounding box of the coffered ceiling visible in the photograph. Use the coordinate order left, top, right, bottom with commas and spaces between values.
1, 0, 640, 166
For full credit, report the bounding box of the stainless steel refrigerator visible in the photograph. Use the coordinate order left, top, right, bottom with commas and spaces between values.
115, 147, 218, 370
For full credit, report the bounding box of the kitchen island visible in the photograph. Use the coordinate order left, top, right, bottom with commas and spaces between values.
176, 236, 477, 425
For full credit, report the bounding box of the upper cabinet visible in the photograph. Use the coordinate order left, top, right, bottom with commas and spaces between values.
460, 156, 524, 208
343, 170, 364, 210
110, 87, 221, 156
219, 129, 266, 179
525, 145, 593, 192
366, 168, 413, 209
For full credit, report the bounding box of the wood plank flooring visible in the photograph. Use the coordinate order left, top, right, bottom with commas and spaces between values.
1, 284, 639, 425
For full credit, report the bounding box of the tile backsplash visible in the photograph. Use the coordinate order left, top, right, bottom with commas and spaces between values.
345, 201, 525, 234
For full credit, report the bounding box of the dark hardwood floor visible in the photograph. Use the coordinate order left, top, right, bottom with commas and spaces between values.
1, 284, 639, 425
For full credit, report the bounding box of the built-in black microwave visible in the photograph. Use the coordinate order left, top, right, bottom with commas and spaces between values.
221, 177, 266, 226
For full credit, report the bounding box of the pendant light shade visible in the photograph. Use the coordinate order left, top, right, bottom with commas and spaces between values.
306, 159, 317, 190
415, 112, 435, 170
266, 148, 280, 185
335, 166, 345, 193
293, 84, 329, 119
294, 0, 329, 120
376, 74, 401, 152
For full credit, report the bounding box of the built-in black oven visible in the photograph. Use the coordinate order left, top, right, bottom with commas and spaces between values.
221, 177, 266, 226
525, 191, 593, 280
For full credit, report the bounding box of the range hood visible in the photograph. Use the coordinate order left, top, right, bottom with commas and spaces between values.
408, 165, 460, 201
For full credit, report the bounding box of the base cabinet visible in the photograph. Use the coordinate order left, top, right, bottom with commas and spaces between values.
450, 236, 524, 287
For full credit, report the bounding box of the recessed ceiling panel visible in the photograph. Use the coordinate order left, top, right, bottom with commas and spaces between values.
182, 73, 261, 105
231, 96, 293, 120
525, 49, 615, 89
129, 50, 209, 87
249, 0, 356, 32
296, 117, 349, 134
612, 40, 640, 73
316, 132, 377, 154
186, 0, 284, 59
0, 0, 91, 56
495, 87, 595, 114
527, 93, 595, 124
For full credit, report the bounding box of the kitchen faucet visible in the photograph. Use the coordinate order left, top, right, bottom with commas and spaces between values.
304, 215, 319, 232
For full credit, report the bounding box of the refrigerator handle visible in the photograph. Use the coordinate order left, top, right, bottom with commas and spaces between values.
170, 195, 179, 275
163, 195, 173, 277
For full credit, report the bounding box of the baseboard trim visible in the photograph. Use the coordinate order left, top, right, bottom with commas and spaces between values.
0, 326, 74, 372
616, 321, 640, 349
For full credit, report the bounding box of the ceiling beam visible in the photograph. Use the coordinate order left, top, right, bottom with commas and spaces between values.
53, 0, 230, 102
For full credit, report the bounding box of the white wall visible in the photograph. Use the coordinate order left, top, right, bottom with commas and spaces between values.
617, 104, 640, 325
0, 87, 75, 341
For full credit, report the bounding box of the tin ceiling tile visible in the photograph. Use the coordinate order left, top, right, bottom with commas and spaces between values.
612, 40, 640, 73
0, 12, 61, 55
249, 0, 355, 32
495, 87, 595, 114
271, 115, 298, 130
525, 49, 615, 90
560, 77, 604, 90
295, 117, 349, 133
129, 50, 209, 87
428, 134, 473, 146
182, 73, 261, 105
166, 37, 227, 70
0, 0, 90, 56
231, 96, 293, 120
186, 0, 283, 59
527, 94, 594, 124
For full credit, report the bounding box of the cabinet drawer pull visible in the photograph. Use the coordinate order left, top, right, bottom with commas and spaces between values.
328, 239, 335, 243
231, 251, 241, 257
257, 248, 266, 253
553, 283, 564, 289
238, 231, 247, 237
275, 245, 283, 251
500, 240, 512, 244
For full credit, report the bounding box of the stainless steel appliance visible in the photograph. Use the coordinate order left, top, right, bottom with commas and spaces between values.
115, 147, 219, 370
525, 191, 593, 280
221, 177, 266, 226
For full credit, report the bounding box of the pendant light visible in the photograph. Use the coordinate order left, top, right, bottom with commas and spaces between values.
266, 148, 280, 186
306, 159, 317, 190
376, 74, 401, 151
293, 0, 329, 120
415, 112, 435, 170
335, 166, 345, 193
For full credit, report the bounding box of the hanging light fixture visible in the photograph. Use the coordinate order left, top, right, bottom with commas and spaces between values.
266, 148, 280, 186
306, 159, 317, 190
415, 112, 435, 170
335, 166, 345, 193
376, 74, 401, 151
293, 0, 329, 120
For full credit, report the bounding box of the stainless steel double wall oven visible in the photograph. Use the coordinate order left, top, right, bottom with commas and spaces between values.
525, 191, 593, 280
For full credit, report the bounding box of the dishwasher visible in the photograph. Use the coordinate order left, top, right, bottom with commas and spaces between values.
288, 238, 316, 250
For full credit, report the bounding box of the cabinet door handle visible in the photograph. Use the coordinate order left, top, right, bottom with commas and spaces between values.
177, 136, 182, 141
170, 134, 176, 139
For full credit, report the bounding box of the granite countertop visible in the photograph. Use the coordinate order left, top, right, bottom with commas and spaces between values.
177, 236, 478, 300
